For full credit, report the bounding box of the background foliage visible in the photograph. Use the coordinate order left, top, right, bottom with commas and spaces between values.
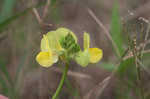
0, 0, 150, 99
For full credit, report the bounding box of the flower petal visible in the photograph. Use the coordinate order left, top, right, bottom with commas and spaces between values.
36, 51, 53, 67
42, 28, 77, 52
46, 31, 62, 51
41, 35, 51, 51
75, 50, 90, 67
89, 48, 103, 63
56, 27, 77, 42
84, 32, 90, 49
52, 52, 59, 63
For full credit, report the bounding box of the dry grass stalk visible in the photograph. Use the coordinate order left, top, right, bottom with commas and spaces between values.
87, 8, 121, 57
83, 76, 111, 99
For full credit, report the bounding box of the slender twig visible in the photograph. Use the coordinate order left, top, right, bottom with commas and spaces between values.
83, 45, 132, 99
87, 8, 121, 57
83, 76, 111, 99
123, 49, 150, 60
52, 67, 92, 80
123, 1, 150, 21
32, 8, 43, 25
143, 49, 150, 53
141, 23, 150, 57
138, 39, 150, 50
42, 0, 50, 19
52, 62, 69, 99
95, 76, 111, 99
32, 0, 52, 28
137, 58, 150, 76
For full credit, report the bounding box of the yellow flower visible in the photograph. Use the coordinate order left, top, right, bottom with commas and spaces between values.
36, 35, 57, 67
36, 28, 77, 67
36, 27, 102, 68
75, 32, 103, 67
84, 32, 103, 63
89, 48, 103, 63
36, 51, 53, 67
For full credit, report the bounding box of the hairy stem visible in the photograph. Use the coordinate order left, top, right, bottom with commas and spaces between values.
52, 62, 69, 99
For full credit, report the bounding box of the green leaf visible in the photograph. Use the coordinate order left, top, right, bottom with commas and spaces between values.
0, 75, 9, 96
117, 57, 135, 77
0, 58, 15, 98
0, 7, 29, 32
0, 0, 16, 23
75, 50, 90, 67
110, 0, 124, 57
51, 0, 57, 6
115, 58, 137, 99
116, 58, 137, 89
0, 58, 13, 86
0, 2, 46, 32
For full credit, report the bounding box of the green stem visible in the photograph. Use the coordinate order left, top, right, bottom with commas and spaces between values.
52, 62, 69, 99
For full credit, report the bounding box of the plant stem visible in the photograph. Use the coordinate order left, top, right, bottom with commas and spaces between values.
132, 36, 145, 99
52, 62, 69, 99
135, 56, 145, 99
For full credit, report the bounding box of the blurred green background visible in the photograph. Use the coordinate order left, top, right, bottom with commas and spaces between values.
0, 0, 150, 99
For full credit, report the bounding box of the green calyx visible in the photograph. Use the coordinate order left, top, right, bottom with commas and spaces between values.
60, 33, 80, 54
